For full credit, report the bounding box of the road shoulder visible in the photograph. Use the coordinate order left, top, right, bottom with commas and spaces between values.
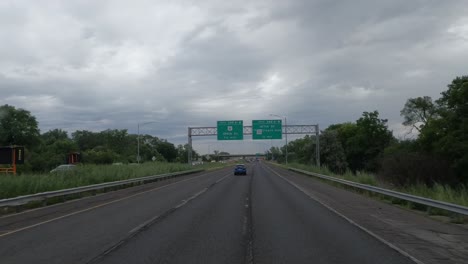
265, 163, 468, 264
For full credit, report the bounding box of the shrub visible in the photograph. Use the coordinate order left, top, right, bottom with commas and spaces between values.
379, 152, 456, 187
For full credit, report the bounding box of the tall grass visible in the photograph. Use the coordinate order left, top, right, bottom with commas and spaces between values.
285, 162, 377, 186
284, 162, 468, 207
0, 162, 221, 199
401, 184, 468, 208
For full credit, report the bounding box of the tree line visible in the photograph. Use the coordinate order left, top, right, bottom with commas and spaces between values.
267, 75, 468, 186
0, 105, 199, 173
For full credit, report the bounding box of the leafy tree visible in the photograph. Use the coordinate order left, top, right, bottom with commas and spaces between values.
27, 129, 78, 172
72, 130, 104, 151
419, 75, 468, 181
327, 112, 393, 172
268, 146, 283, 162
400, 96, 436, 132
156, 140, 178, 162
102, 129, 131, 155
325, 123, 358, 169
354, 111, 394, 172
212, 150, 220, 161
0, 104, 40, 148
286, 135, 315, 164
42, 129, 69, 145
177, 144, 199, 163
83, 149, 118, 164
380, 139, 457, 186
319, 130, 348, 173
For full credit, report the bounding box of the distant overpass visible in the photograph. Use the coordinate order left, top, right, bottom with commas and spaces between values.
217, 154, 266, 158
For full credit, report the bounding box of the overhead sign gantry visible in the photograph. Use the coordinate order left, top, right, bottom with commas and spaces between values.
188, 120, 320, 166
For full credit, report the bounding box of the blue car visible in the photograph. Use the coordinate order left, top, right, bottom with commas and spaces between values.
234, 164, 247, 175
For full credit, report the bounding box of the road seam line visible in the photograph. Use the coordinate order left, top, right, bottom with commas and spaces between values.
0, 171, 229, 238
0, 169, 227, 220
86, 173, 232, 264
264, 164, 425, 264
244, 166, 255, 264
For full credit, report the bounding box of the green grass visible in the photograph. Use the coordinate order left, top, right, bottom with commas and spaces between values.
284, 162, 468, 208
401, 184, 468, 208
284, 162, 377, 186
0, 162, 224, 199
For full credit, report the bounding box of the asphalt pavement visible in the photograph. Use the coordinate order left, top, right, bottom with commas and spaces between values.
0, 163, 416, 264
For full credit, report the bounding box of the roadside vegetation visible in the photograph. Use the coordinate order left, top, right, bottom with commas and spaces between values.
0, 162, 226, 199
283, 162, 468, 208
0, 103, 231, 199
267, 75, 468, 208
283, 162, 377, 186
0, 104, 216, 174
0, 75, 466, 205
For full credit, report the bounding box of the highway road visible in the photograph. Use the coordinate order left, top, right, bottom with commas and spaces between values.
0, 162, 417, 264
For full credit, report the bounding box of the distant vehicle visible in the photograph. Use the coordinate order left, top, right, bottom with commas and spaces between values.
234, 164, 247, 175
50, 164, 76, 173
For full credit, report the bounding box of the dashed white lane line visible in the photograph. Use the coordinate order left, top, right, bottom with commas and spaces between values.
128, 173, 231, 235
0, 172, 230, 238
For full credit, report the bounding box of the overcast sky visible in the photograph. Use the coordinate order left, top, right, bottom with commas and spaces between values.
1, 0, 467, 154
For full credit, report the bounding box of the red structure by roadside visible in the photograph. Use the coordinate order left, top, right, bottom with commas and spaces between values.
0, 146, 25, 175
68, 152, 81, 164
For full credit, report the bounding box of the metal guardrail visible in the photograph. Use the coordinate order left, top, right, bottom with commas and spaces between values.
0, 169, 204, 207
289, 168, 468, 216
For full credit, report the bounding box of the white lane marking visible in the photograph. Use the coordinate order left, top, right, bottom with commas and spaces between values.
0, 171, 230, 238
264, 165, 425, 264
242, 216, 248, 235
127, 173, 231, 235
128, 218, 156, 234
173, 189, 207, 209
0, 169, 228, 220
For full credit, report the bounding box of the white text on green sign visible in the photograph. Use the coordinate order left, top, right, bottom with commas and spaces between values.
252, 120, 282, 140
217, 120, 244, 140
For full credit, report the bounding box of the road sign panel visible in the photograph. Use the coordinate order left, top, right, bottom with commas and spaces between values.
252, 120, 282, 140
217, 120, 243, 140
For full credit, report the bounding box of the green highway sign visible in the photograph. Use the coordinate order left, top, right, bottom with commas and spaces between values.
217, 120, 244, 140
252, 120, 282, 140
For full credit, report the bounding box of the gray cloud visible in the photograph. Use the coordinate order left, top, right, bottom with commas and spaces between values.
1, 0, 467, 154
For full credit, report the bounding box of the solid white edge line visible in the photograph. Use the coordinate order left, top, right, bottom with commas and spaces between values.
264, 165, 425, 264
